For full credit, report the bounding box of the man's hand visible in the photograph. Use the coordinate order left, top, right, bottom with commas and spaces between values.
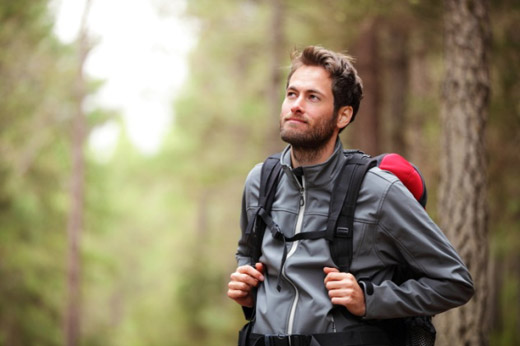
227, 263, 265, 308
323, 267, 366, 316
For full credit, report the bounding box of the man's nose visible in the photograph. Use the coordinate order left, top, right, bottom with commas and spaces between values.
290, 96, 304, 114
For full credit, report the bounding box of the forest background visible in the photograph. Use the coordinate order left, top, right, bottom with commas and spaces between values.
0, 0, 519, 345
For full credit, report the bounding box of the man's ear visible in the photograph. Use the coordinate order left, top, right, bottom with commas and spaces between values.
337, 106, 353, 130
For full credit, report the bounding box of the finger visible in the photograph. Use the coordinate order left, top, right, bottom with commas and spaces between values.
326, 273, 357, 285
324, 271, 344, 280
323, 267, 339, 274
228, 281, 253, 292
255, 262, 265, 274
233, 266, 261, 281
325, 279, 352, 290
333, 295, 366, 317
324, 272, 348, 285
330, 296, 351, 306
328, 288, 353, 298
325, 270, 358, 284
227, 289, 249, 299
237, 265, 265, 281
344, 272, 356, 281
230, 272, 260, 287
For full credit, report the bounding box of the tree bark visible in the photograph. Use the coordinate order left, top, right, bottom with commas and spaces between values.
408, 35, 435, 180
349, 18, 381, 156
436, 0, 491, 345
385, 24, 409, 155
65, 1, 91, 345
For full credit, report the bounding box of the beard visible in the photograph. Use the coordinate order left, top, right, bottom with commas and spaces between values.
280, 112, 337, 151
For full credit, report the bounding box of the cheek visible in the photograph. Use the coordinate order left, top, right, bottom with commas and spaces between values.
280, 99, 290, 116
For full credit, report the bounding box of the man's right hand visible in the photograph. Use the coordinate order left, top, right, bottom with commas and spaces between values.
227, 263, 265, 308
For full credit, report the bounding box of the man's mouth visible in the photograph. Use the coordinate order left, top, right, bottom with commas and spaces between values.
284, 116, 307, 124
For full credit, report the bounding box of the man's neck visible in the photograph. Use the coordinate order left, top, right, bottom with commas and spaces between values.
290, 137, 338, 168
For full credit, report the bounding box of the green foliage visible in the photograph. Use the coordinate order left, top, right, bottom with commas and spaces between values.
0, 0, 518, 345
0, 0, 118, 344
0, 1, 73, 344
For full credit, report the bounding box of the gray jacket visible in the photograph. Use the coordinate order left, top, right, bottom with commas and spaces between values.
236, 140, 474, 335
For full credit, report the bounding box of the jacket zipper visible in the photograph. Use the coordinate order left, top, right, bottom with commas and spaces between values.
283, 176, 306, 335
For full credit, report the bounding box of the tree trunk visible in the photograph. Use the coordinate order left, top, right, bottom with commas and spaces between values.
385, 24, 409, 155
64, 1, 91, 345
267, 0, 285, 154
436, 1, 491, 345
407, 35, 435, 183
349, 18, 381, 156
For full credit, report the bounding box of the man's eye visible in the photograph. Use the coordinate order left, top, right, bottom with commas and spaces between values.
287, 91, 297, 98
309, 95, 320, 101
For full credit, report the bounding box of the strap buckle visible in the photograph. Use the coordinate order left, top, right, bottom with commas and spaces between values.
264, 334, 312, 346
271, 224, 285, 240
265, 334, 290, 346
336, 227, 351, 238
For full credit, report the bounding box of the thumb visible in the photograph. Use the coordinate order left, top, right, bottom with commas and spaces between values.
255, 262, 265, 274
323, 267, 340, 274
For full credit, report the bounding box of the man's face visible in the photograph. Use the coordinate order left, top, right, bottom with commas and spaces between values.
280, 65, 338, 149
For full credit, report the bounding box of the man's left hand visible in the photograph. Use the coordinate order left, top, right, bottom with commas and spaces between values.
323, 267, 366, 317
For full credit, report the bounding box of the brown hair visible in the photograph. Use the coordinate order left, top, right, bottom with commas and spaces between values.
287, 46, 364, 123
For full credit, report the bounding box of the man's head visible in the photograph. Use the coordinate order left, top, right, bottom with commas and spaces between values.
286, 46, 363, 126
279, 46, 363, 155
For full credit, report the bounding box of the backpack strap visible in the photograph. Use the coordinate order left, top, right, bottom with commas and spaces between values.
327, 151, 376, 273
244, 153, 282, 265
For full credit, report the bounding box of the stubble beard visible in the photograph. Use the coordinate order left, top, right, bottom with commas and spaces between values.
280, 113, 337, 163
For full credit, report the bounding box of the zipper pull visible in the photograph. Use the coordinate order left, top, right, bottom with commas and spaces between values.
299, 175, 305, 207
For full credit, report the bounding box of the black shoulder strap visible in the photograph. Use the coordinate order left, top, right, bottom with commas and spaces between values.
328, 151, 376, 273
244, 150, 374, 272
244, 153, 282, 265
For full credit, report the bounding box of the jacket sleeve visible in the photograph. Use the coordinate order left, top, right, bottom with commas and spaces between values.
363, 179, 475, 319
235, 165, 263, 320
235, 163, 263, 268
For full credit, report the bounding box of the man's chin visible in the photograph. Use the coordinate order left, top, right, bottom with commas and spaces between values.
280, 129, 300, 144
280, 132, 312, 148
280, 130, 335, 150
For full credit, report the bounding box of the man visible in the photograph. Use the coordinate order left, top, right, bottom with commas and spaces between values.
227, 46, 474, 346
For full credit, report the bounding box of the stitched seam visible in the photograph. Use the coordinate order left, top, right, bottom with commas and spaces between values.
373, 179, 425, 270
377, 222, 425, 273
375, 182, 427, 273
375, 179, 397, 220
304, 211, 329, 217
354, 217, 378, 225
271, 207, 299, 215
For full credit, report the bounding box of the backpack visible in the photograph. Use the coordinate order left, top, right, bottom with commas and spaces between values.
242, 150, 436, 346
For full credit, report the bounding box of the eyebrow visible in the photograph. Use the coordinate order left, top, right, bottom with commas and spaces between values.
287, 85, 326, 97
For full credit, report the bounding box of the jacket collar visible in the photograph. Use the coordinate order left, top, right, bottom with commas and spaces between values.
280, 138, 347, 188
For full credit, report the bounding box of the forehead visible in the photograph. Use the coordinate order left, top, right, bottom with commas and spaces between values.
288, 65, 332, 95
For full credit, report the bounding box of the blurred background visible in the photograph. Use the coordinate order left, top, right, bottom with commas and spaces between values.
0, 0, 518, 345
